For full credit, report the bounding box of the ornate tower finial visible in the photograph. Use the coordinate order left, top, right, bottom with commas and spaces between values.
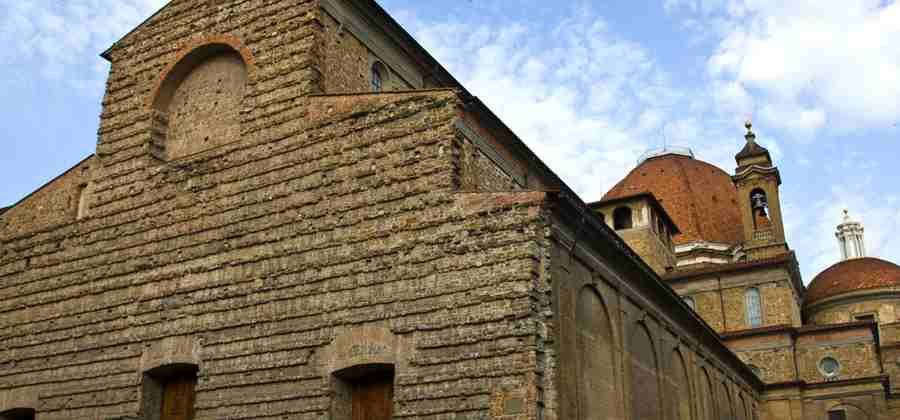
745, 119, 756, 144
836, 209, 866, 260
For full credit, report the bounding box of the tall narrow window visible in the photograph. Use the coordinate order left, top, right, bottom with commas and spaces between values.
371, 62, 387, 92
76, 183, 89, 220
745, 288, 762, 328
0, 408, 35, 420
613, 206, 633, 230
750, 189, 771, 229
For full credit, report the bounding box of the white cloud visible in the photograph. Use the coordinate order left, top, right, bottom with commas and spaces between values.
786, 179, 900, 281
0, 1, 167, 88
400, 10, 697, 201
672, 0, 900, 137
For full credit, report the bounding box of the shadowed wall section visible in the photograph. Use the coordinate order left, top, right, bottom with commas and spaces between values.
576, 287, 616, 420
630, 324, 661, 420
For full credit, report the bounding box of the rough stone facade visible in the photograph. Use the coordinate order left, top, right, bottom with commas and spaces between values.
0, 1, 763, 419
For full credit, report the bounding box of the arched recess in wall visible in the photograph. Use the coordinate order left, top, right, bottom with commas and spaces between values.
718, 381, 734, 420
671, 350, 693, 420
576, 286, 616, 420
738, 393, 748, 420
630, 323, 661, 420
701, 367, 716, 420
151, 41, 250, 160
827, 403, 870, 420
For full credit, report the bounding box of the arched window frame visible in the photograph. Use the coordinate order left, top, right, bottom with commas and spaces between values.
744, 287, 763, 328
613, 206, 634, 230
749, 188, 771, 229
371, 61, 388, 92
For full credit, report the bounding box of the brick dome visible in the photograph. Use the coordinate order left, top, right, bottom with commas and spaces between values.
603, 153, 744, 246
805, 257, 900, 305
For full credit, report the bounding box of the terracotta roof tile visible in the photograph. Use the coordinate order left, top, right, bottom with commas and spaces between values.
602, 154, 744, 246
805, 257, 900, 305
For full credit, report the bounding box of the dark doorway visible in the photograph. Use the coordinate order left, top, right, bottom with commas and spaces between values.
161, 373, 197, 420
352, 371, 394, 420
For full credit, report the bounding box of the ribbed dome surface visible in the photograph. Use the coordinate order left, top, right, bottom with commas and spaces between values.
805, 257, 900, 305
603, 154, 744, 246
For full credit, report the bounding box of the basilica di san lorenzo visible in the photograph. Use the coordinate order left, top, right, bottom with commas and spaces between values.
1, 1, 899, 419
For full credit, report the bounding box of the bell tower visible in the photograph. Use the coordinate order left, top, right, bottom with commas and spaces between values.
732, 121, 789, 260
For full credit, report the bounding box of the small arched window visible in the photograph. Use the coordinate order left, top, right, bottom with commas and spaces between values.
371, 61, 387, 92
750, 188, 771, 229
613, 206, 633, 230
683, 296, 696, 311
745, 287, 763, 327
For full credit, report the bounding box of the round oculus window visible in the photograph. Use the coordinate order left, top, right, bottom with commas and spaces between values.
819, 357, 841, 378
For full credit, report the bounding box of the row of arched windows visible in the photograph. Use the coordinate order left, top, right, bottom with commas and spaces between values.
575, 286, 757, 420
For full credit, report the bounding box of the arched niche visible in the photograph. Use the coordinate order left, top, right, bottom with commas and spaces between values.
630, 323, 661, 420
718, 381, 734, 420
575, 286, 616, 420
671, 350, 692, 420
701, 367, 716, 420
150, 40, 251, 160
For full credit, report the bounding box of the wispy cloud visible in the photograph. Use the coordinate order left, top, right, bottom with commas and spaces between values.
396, 8, 710, 201
0, 1, 167, 89
669, 0, 900, 138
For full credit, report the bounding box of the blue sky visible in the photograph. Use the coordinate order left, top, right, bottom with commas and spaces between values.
1, 0, 898, 283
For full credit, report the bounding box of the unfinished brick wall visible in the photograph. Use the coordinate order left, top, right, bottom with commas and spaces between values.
0, 84, 551, 418
0, 156, 94, 235
0, 0, 551, 417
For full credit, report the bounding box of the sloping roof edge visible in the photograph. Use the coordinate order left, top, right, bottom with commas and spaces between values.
2, 154, 95, 214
